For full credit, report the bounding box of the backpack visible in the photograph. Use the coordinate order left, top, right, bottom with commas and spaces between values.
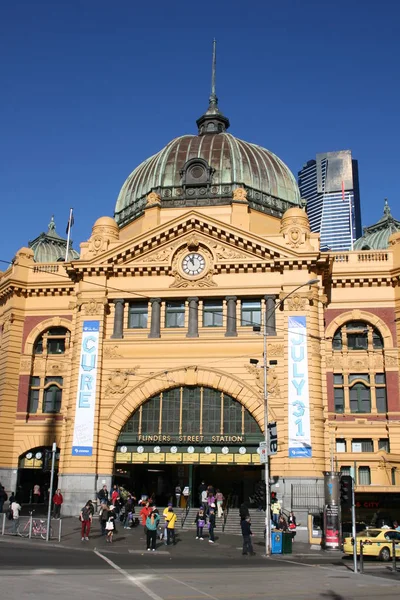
81, 506, 90, 521
7, 508, 13, 520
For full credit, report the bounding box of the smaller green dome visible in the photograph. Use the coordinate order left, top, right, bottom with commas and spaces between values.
354, 200, 400, 250
29, 216, 80, 263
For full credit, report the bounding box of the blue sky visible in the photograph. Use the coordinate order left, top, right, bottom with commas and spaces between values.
1, 0, 399, 262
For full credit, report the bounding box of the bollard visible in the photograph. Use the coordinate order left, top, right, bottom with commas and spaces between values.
28, 515, 33, 539
58, 519, 62, 543
392, 540, 397, 572
1, 513, 5, 536
359, 541, 364, 574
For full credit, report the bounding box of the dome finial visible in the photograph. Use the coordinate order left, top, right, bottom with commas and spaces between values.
48, 215, 56, 232
196, 39, 230, 136
384, 198, 391, 216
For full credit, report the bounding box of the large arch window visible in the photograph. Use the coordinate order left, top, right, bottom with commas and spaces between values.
332, 321, 383, 352
33, 327, 70, 355
121, 386, 263, 440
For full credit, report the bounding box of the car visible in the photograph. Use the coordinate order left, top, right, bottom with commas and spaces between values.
343, 528, 400, 562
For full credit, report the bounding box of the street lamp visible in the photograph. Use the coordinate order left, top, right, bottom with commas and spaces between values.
254, 278, 318, 557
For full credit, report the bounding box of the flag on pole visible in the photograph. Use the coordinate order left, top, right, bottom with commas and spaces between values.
341, 180, 346, 202
65, 209, 74, 234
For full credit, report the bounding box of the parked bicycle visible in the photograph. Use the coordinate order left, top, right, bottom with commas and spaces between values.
17, 511, 52, 539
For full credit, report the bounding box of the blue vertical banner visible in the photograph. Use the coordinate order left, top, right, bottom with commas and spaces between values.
71, 321, 100, 457
288, 316, 312, 458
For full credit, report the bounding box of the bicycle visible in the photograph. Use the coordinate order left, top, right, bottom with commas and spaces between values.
17, 511, 53, 539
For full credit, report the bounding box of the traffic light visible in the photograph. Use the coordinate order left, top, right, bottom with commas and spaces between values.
43, 449, 52, 472
340, 475, 353, 509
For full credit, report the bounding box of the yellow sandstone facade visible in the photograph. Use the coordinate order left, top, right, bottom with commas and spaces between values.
1, 102, 400, 521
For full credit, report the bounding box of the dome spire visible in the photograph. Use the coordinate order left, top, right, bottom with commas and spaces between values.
196, 39, 230, 136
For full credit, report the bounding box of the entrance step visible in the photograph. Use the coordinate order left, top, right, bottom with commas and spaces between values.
157, 507, 267, 536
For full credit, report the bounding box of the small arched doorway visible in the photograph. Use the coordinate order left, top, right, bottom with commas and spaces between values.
17, 447, 60, 504
115, 386, 263, 506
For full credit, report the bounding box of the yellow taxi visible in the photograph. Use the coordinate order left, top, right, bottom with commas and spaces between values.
343, 528, 400, 562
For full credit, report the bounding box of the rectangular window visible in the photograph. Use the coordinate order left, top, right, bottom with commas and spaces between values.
336, 439, 346, 453
350, 384, 371, 413
165, 301, 185, 328
358, 466, 371, 485
334, 388, 344, 413
28, 376, 40, 414
43, 377, 63, 413
161, 388, 180, 435
181, 387, 200, 434
333, 374, 344, 385
340, 466, 351, 476
203, 300, 223, 327
202, 388, 222, 435
128, 302, 148, 329
141, 396, 160, 434
47, 338, 65, 354
392, 468, 397, 485
378, 438, 390, 452
223, 397, 243, 434
352, 439, 373, 453
241, 300, 261, 327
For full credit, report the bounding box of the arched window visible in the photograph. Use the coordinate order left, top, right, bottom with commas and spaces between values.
33, 327, 70, 355
120, 386, 263, 441
28, 375, 63, 414
331, 321, 383, 352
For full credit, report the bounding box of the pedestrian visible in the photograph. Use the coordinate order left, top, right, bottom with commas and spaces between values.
106, 505, 116, 543
166, 506, 177, 546
162, 503, 173, 543
99, 503, 109, 536
241, 516, 255, 555
33, 483, 41, 504
140, 501, 152, 535
175, 484, 181, 508
97, 484, 109, 505
272, 497, 281, 526
146, 507, 160, 551
195, 507, 206, 540
52, 489, 63, 519
198, 480, 207, 506
288, 511, 297, 539
277, 514, 288, 531
123, 493, 134, 529
207, 491, 216, 515
215, 489, 224, 518
208, 505, 216, 543
11, 495, 21, 535
201, 488, 208, 513
111, 484, 120, 508
80, 501, 92, 541
0, 484, 7, 513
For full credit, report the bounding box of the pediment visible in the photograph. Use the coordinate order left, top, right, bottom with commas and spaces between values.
71, 211, 322, 275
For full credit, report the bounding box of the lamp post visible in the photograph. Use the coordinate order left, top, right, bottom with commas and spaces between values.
258, 278, 318, 557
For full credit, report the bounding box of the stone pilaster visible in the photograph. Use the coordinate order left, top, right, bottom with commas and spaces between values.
111, 299, 125, 339
149, 298, 162, 338
187, 297, 199, 338
225, 296, 238, 337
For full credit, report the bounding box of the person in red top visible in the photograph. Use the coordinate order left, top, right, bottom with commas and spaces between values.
52, 489, 63, 519
139, 501, 152, 534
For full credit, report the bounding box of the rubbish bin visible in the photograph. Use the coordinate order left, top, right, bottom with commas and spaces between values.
282, 532, 293, 554
271, 531, 283, 554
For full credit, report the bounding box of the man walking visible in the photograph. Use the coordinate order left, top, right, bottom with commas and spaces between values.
241, 516, 255, 555
11, 496, 22, 535
166, 506, 177, 546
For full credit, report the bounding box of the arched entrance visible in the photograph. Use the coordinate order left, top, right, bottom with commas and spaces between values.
115, 386, 263, 506
17, 446, 60, 504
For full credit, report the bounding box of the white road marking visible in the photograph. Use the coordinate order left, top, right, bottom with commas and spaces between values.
94, 550, 164, 600
164, 573, 221, 600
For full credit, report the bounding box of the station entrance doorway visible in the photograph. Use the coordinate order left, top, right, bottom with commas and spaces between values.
114, 385, 264, 506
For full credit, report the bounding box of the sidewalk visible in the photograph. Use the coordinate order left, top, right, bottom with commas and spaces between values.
0, 514, 318, 558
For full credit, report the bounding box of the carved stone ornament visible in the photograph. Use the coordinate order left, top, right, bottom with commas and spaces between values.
267, 343, 284, 357
106, 369, 131, 394
212, 243, 248, 260
48, 363, 62, 374
104, 345, 123, 359
171, 270, 217, 289
146, 192, 161, 207
325, 355, 334, 368
170, 245, 217, 288
232, 187, 248, 203
20, 357, 32, 371
186, 235, 200, 251
145, 247, 174, 263
245, 364, 281, 397
88, 235, 108, 256
80, 298, 107, 315
384, 354, 398, 367
280, 209, 311, 249
285, 293, 307, 311
2, 313, 14, 332
349, 359, 366, 371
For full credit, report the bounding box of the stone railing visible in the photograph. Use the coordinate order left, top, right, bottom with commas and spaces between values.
331, 251, 392, 266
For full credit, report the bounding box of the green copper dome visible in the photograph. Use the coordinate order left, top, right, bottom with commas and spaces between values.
354, 200, 400, 250
28, 217, 80, 263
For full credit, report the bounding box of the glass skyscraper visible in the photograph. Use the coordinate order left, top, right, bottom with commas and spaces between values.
298, 150, 362, 251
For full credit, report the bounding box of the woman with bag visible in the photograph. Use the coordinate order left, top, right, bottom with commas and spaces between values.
106, 505, 116, 543
145, 507, 160, 551
195, 507, 206, 540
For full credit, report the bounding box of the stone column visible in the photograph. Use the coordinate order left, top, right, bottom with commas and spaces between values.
187, 297, 199, 338
225, 296, 238, 337
149, 298, 162, 338
111, 298, 125, 339
265, 295, 277, 336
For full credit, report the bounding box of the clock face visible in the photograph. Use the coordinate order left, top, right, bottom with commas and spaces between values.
182, 253, 206, 276
221, 446, 229, 455
153, 446, 161, 454
137, 446, 144, 454
204, 446, 212, 454
170, 446, 178, 454
187, 446, 195, 454
239, 447, 247, 455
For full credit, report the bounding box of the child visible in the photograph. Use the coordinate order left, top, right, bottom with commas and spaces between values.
195, 507, 206, 540
105, 505, 116, 543
208, 505, 216, 543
